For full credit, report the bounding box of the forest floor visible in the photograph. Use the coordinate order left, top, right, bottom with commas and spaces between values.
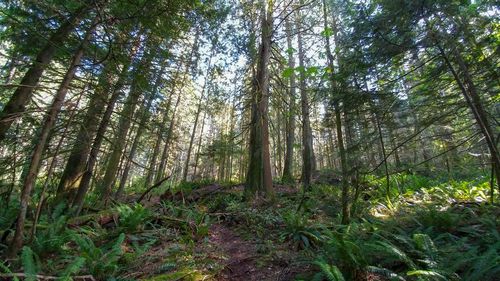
123, 185, 310, 281
118, 175, 499, 281
203, 223, 286, 281
1, 173, 498, 280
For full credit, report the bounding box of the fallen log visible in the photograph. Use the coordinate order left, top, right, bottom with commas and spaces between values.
67, 209, 118, 228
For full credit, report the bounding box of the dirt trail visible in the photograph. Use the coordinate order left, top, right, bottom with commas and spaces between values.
206, 224, 292, 281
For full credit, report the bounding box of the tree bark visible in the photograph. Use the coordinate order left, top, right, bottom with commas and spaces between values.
182, 49, 214, 182
322, 0, 350, 224
144, 87, 175, 189
245, 0, 274, 198
71, 32, 144, 213
296, 2, 314, 189
439, 46, 500, 191
7, 19, 95, 257
99, 39, 155, 203
282, 13, 296, 183
72, 73, 126, 214
115, 67, 164, 198
156, 91, 182, 182
56, 61, 114, 198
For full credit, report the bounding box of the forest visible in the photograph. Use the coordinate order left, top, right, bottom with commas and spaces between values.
0, 0, 499, 280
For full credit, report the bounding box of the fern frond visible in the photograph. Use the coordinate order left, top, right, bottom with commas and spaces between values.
407, 269, 447, 280
21, 246, 38, 281
313, 260, 345, 281
59, 257, 86, 281
371, 240, 416, 269
366, 266, 406, 281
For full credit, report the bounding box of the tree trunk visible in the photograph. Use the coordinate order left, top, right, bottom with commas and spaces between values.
99, 41, 155, 203
144, 90, 175, 189
30, 88, 84, 241
282, 13, 296, 183
374, 110, 391, 201
115, 67, 164, 198
156, 92, 181, 182
245, 0, 274, 198
193, 109, 208, 178
183, 52, 214, 182
155, 35, 200, 182
322, 0, 350, 224
0, 5, 89, 142
56, 61, 114, 198
72, 71, 127, 214
439, 46, 500, 191
7, 20, 94, 257
296, 3, 314, 189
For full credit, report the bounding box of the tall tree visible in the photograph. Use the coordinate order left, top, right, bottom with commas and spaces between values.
282, 10, 296, 184
322, 0, 350, 224
99, 36, 156, 203
246, 0, 274, 197
7, 17, 96, 257
295, 0, 314, 189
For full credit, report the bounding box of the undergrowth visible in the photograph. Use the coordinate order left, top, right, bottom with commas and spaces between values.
1, 174, 498, 280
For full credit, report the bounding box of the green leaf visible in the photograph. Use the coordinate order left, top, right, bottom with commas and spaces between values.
295, 66, 306, 73
282, 67, 294, 78
306, 66, 319, 76
321, 27, 334, 37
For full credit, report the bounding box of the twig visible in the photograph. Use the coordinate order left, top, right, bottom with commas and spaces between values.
136, 176, 171, 203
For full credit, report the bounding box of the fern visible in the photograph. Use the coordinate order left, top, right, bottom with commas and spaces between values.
280, 212, 322, 249
407, 269, 447, 280
32, 213, 71, 255
103, 232, 126, 264
413, 233, 439, 268
0, 261, 19, 281
72, 232, 126, 279
117, 203, 151, 231
59, 257, 85, 281
366, 266, 406, 281
462, 241, 500, 281
369, 240, 416, 269
313, 259, 345, 281
21, 246, 39, 281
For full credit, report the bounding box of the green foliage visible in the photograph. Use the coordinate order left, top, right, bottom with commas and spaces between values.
280, 212, 322, 250
406, 270, 447, 280
172, 179, 214, 194
160, 201, 211, 241
32, 211, 71, 255
205, 192, 242, 213
282, 67, 294, 78
21, 246, 39, 281
320, 27, 334, 37
312, 259, 345, 281
0, 261, 19, 281
72, 232, 126, 279
117, 203, 151, 231
58, 257, 86, 281
316, 228, 367, 279
416, 208, 460, 232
